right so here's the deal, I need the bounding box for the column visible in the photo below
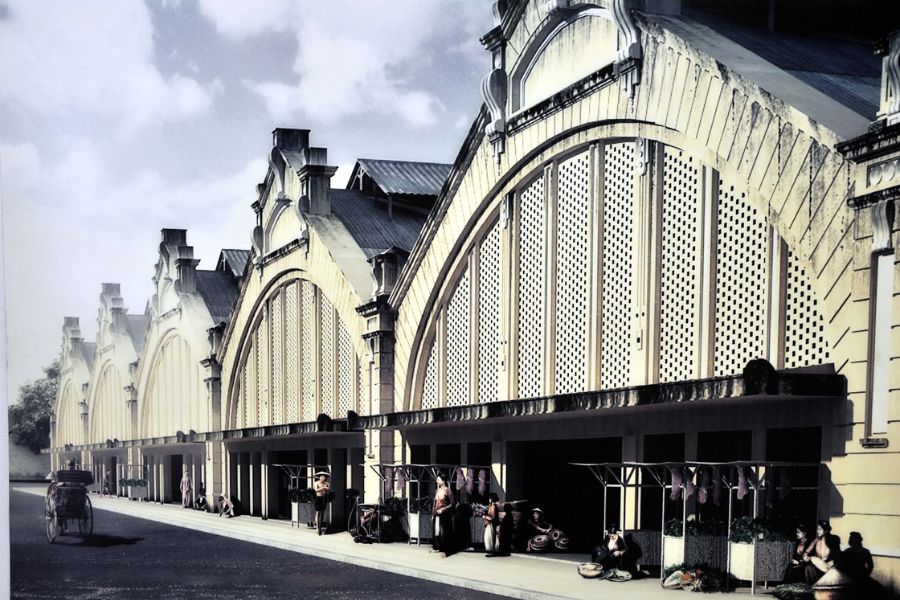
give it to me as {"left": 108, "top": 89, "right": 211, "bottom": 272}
{"left": 621, "top": 435, "right": 640, "bottom": 531}
{"left": 238, "top": 452, "right": 250, "bottom": 513}
{"left": 158, "top": 456, "right": 168, "bottom": 504}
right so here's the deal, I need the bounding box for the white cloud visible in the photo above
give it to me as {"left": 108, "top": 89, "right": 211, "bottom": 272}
{"left": 197, "top": 0, "right": 294, "bottom": 39}
{"left": 203, "top": 1, "right": 487, "bottom": 128}
{"left": 0, "top": 0, "right": 217, "bottom": 134}
{"left": 2, "top": 139, "right": 264, "bottom": 401}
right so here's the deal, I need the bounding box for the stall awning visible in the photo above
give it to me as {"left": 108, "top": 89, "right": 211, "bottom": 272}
{"left": 349, "top": 360, "right": 846, "bottom": 431}
{"left": 41, "top": 414, "right": 353, "bottom": 454}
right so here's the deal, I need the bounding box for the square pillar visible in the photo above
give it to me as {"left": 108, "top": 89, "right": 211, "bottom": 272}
{"left": 238, "top": 452, "right": 250, "bottom": 512}
{"left": 621, "top": 434, "right": 640, "bottom": 531}
{"left": 250, "top": 452, "right": 262, "bottom": 517}
{"left": 328, "top": 447, "right": 348, "bottom": 531}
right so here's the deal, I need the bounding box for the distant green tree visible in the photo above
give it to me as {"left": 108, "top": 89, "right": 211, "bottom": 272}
{"left": 9, "top": 360, "right": 59, "bottom": 454}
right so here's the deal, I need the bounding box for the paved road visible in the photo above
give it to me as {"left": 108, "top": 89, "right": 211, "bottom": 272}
{"left": 10, "top": 485, "right": 507, "bottom": 600}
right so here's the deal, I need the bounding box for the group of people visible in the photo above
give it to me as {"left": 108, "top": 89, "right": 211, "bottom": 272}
{"left": 430, "top": 472, "right": 570, "bottom": 559}
{"left": 784, "top": 520, "right": 874, "bottom": 587}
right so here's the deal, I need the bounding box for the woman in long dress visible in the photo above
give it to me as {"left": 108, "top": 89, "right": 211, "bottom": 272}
{"left": 431, "top": 473, "right": 455, "bottom": 557}
{"left": 483, "top": 493, "right": 499, "bottom": 556}
{"left": 802, "top": 520, "right": 841, "bottom": 584}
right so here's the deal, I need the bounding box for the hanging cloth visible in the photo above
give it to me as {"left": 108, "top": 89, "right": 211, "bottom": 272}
{"left": 669, "top": 466, "right": 683, "bottom": 501}
{"left": 477, "top": 469, "right": 487, "bottom": 496}
{"left": 465, "top": 468, "right": 475, "bottom": 495}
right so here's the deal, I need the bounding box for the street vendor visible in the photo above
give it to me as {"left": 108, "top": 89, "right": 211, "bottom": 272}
{"left": 430, "top": 472, "right": 455, "bottom": 557}
{"left": 313, "top": 471, "right": 331, "bottom": 535}
{"left": 591, "top": 525, "right": 629, "bottom": 571}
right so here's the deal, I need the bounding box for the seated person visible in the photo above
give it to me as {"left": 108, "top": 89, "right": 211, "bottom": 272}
{"left": 194, "top": 485, "right": 208, "bottom": 512}
{"left": 526, "top": 508, "right": 552, "bottom": 552}
{"left": 802, "top": 520, "right": 841, "bottom": 584}
{"left": 784, "top": 524, "right": 813, "bottom": 583}
{"left": 218, "top": 494, "right": 235, "bottom": 518}
{"left": 592, "top": 525, "right": 628, "bottom": 571}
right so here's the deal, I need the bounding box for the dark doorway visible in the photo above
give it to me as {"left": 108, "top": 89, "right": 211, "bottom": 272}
{"left": 766, "top": 427, "right": 821, "bottom": 529}
{"left": 435, "top": 444, "right": 460, "bottom": 466}
{"left": 109, "top": 456, "right": 118, "bottom": 496}
{"left": 409, "top": 445, "right": 431, "bottom": 501}
{"left": 274, "top": 450, "right": 307, "bottom": 520}
{"left": 641, "top": 433, "right": 685, "bottom": 529}
{"left": 522, "top": 437, "right": 621, "bottom": 552}
{"left": 170, "top": 455, "right": 183, "bottom": 504}
{"left": 697, "top": 430, "right": 751, "bottom": 522}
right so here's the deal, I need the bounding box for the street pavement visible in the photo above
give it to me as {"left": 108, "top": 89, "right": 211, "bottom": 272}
{"left": 11, "top": 485, "right": 770, "bottom": 599}
{"left": 10, "top": 484, "right": 507, "bottom": 600}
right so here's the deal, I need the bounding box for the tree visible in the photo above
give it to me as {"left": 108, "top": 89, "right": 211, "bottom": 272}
{"left": 9, "top": 360, "right": 59, "bottom": 454}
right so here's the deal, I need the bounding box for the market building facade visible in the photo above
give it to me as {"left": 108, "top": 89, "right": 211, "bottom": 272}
{"left": 47, "top": 0, "right": 900, "bottom": 591}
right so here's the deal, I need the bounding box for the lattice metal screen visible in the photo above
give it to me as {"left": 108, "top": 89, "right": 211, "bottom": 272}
{"left": 784, "top": 249, "right": 830, "bottom": 368}
{"left": 256, "top": 312, "right": 268, "bottom": 425}
{"left": 285, "top": 282, "right": 299, "bottom": 423}
{"left": 271, "top": 291, "right": 284, "bottom": 424}
{"left": 555, "top": 150, "right": 591, "bottom": 394}
{"left": 600, "top": 142, "right": 634, "bottom": 389}
{"left": 320, "top": 295, "right": 335, "bottom": 416}
{"left": 244, "top": 335, "right": 256, "bottom": 427}
{"left": 301, "top": 281, "right": 316, "bottom": 421}
{"left": 421, "top": 338, "right": 438, "bottom": 409}
{"left": 714, "top": 179, "right": 769, "bottom": 376}
{"left": 357, "top": 361, "right": 366, "bottom": 415}
{"left": 517, "top": 175, "right": 546, "bottom": 398}
{"left": 446, "top": 268, "right": 471, "bottom": 406}
{"left": 659, "top": 147, "right": 701, "bottom": 382}
{"left": 478, "top": 221, "right": 501, "bottom": 403}
{"left": 337, "top": 319, "right": 354, "bottom": 415}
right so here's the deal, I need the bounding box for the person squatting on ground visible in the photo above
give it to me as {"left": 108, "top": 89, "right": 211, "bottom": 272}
{"left": 430, "top": 472, "right": 455, "bottom": 557}
{"left": 591, "top": 525, "right": 628, "bottom": 571}
{"left": 313, "top": 471, "right": 331, "bottom": 535}
{"left": 483, "top": 493, "right": 500, "bottom": 556}
{"left": 218, "top": 494, "right": 235, "bottom": 518}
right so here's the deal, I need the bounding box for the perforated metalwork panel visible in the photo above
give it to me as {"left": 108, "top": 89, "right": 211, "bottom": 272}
{"left": 357, "top": 360, "right": 366, "bottom": 415}
{"left": 517, "top": 175, "right": 546, "bottom": 398}
{"left": 320, "top": 295, "right": 335, "bottom": 416}
{"left": 285, "top": 282, "right": 299, "bottom": 423}
{"left": 659, "top": 147, "right": 701, "bottom": 382}
{"left": 555, "top": 150, "right": 591, "bottom": 394}
{"left": 337, "top": 319, "right": 354, "bottom": 415}
{"left": 256, "top": 311, "right": 268, "bottom": 425}
{"left": 421, "top": 338, "right": 438, "bottom": 409}
{"left": 478, "top": 221, "right": 501, "bottom": 403}
{"left": 244, "top": 336, "right": 256, "bottom": 427}
{"left": 784, "top": 249, "right": 830, "bottom": 368}
{"left": 600, "top": 142, "right": 634, "bottom": 389}
{"left": 714, "top": 179, "right": 769, "bottom": 376}
{"left": 272, "top": 292, "right": 284, "bottom": 424}
{"left": 301, "top": 282, "right": 316, "bottom": 421}
{"left": 446, "top": 269, "right": 471, "bottom": 406}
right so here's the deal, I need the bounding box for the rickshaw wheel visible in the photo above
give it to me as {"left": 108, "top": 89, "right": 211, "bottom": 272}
{"left": 78, "top": 496, "right": 93, "bottom": 536}
{"left": 45, "top": 503, "right": 58, "bottom": 543}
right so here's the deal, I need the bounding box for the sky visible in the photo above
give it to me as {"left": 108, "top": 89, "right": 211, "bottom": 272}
{"left": 0, "top": 0, "right": 492, "bottom": 404}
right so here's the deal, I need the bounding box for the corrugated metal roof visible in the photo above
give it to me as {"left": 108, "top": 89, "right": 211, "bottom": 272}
{"left": 125, "top": 314, "right": 149, "bottom": 352}
{"left": 219, "top": 249, "right": 250, "bottom": 279}
{"left": 329, "top": 189, "right": 428, "bottom": 257}
{"left": 81, "top": 342, "right": 96, "bottom": 370}
{"left": 357, "top": 159, "right": 452, "bottom": 196}
{"left": 684, "top": 7, "right": 881, "bottom": 119}
{"left": 196, "top": 270, "right": 241, "bottom": 325}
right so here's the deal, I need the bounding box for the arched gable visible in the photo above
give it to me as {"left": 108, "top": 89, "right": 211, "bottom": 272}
{"left": 88, "top": 361, "right": 125, "bottom": 443}
{"left": 394, "top": 18, "right": 858, "bottom": 411}
{"left": 138, "top": 330, "right": 202, "bottom": 438}
{"left": 54, "top": 381, "right": 82, "bottom": 448}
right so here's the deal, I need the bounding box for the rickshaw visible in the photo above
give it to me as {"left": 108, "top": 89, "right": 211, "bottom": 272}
{"left": 45, "top": 469, "right": 94, "bottom": 542}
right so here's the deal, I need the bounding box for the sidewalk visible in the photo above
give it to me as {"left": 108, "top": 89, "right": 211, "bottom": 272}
{"left": 15, "top": 486, "right": 764, "bottom": 599}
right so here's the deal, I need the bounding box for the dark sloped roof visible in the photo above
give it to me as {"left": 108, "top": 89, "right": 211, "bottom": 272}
{"left": 219, "top": 249, "right": 250, "bottom": 278}
{"left": 356, "top": 159, "right": 452, "bottom": 196}
{"left": 124, "top": 314, "right": 149, "bottom": 352}
{"left": 196, "top": 270, "right": 241, "bottom": 325}
{"left": 81, "top": 342, "right": 96, "bottom": 370}
{"left": 684, "top": 7, "right": 881, "bottom": 119}
{"left": 328, "top": 189, "right": 428, "bottom": 258}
